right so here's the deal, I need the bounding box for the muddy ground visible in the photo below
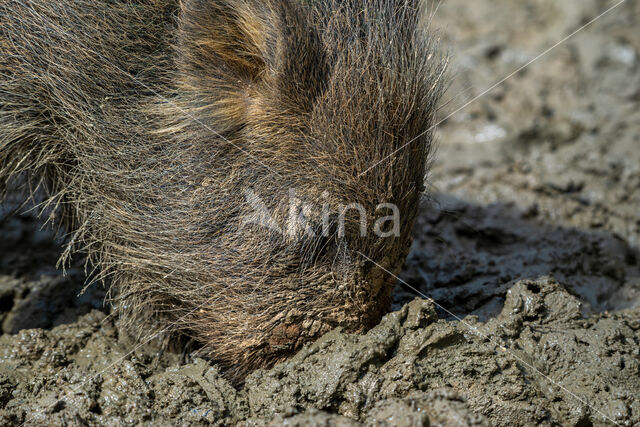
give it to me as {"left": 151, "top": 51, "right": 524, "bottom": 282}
{"left": 1, "top": 0, "right": 639, "bottom": 425}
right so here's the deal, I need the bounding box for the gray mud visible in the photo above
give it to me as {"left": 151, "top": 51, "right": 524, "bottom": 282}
{"left": 1, "top": 0, "right": 639, "bottom": 425}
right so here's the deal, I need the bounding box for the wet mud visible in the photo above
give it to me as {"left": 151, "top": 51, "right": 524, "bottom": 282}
{"left": 1, "top": 0, "right": 639, "bottom": 425}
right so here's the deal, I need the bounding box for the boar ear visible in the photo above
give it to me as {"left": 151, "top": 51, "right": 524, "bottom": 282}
{"left": 176, "top": 0, "right": 325, "bottom": 124}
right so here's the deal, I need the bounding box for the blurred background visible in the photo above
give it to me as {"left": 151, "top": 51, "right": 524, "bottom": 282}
{"left": 395, "top": 0, "right": 640, "bottom": 318}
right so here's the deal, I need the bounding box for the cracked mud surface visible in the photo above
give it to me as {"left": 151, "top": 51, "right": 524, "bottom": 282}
{"left": 1, "top": 0, "right": 639, "bottom": 425}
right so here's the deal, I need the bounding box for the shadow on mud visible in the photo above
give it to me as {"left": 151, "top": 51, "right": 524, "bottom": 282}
{"left": 395, "top": 193, "right": 640, "bottom": 320}
{"left": 1, "top": 191, "right": 638, "bottom": 333}
{"left": 0, "top": 204, "right": 106, "bottom": 334}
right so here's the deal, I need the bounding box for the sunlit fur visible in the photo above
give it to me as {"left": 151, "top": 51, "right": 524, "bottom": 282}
{"left": 0, "top": 0, "right": 446, "bottom": 383}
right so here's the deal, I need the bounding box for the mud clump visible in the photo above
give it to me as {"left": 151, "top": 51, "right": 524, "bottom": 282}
{"left": 0, "top": 278, "right": 638, "bottom": 425}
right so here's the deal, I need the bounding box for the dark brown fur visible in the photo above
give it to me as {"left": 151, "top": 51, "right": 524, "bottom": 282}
{"left": 0, "top": 0, "right": 446, "bottom": 382}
